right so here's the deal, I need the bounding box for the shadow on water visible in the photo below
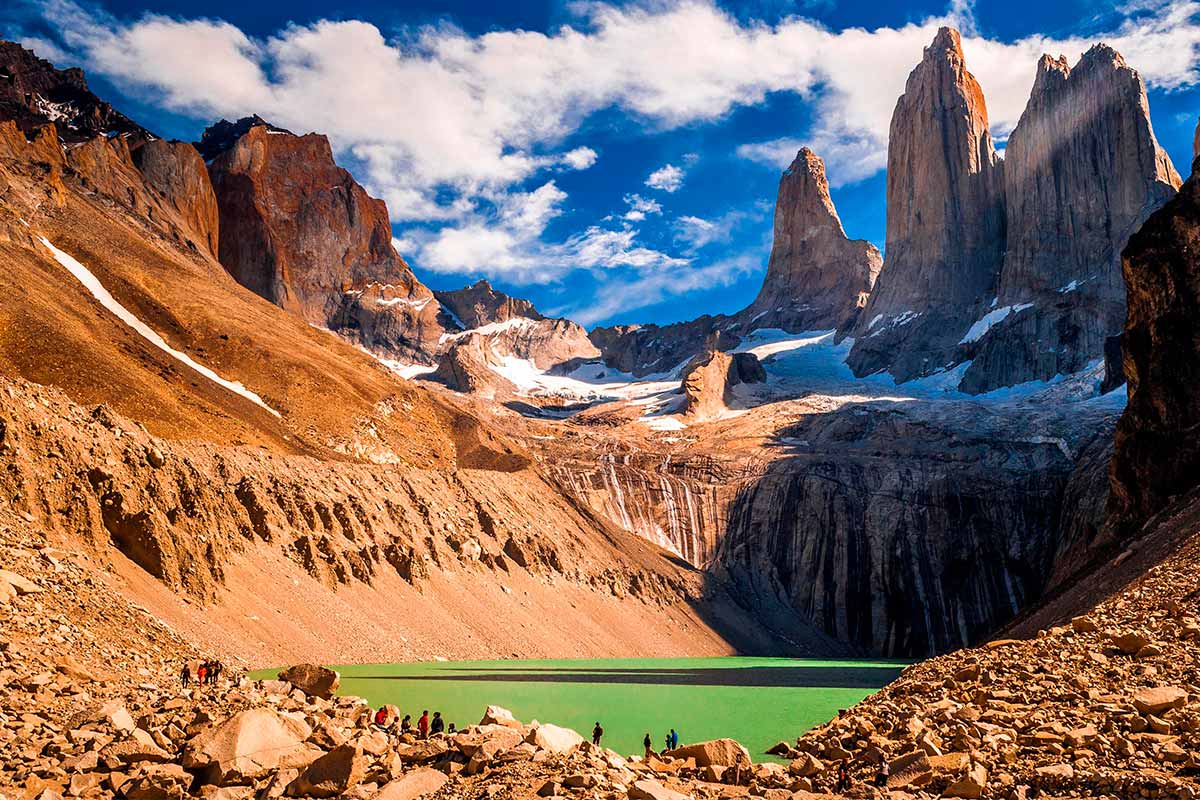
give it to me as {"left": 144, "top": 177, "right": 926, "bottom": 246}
{"left": 349, "top": 665, "right": 903, "bottom": 689}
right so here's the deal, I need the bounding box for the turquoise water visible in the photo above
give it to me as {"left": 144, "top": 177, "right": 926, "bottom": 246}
{"left": 260, "top": 657, "right": 903, "bottom": 761}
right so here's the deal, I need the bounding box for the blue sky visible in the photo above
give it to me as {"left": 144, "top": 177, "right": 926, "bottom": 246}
{"left": 5, "top": 0, "right": 1200, "bottom": 328}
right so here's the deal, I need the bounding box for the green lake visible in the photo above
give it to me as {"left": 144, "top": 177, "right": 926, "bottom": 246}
{"left": 258, "top": 657, "right": 903, "bottom": 761}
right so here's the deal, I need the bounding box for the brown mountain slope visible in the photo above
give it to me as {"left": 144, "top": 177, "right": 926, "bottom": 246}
{"left": 0, "top": 117, "right": 806, "bottom": 662}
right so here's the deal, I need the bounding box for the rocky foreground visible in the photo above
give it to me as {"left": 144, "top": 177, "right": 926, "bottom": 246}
{"left": 4, "top": 490, "right": 1200, "bottom": 800}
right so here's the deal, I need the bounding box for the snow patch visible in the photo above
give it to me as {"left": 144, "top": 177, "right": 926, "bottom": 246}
{"left": 439, "top": 316, "right": 538, "bottom": 344}
{"left": 960, "top": 303, "right": 1033, "bottom": 344}
{"left": 39, "top": 236, "right": 281, "bottom": 417}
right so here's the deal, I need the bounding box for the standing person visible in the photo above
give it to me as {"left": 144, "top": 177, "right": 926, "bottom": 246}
{"left": 669, "top": 728, "right": 679, "bottom": 750}
{"left": 197, "top": 662, "right": 207, "bottom": 689}
{"left": 643, "top": 733, "right": 653, "bottom": 759}
{"left": 836, "top": 761, "right": 850, "bottom": 792}
{"left": 876, "top": 759, "right": 890, "bottom": 787}
{"left": 180, "top": 663, "right": 191, "bottom": 689}
{"left": 592, "top": 722, "right": 604, "bottom": 746}
{"left": 430, "top": 711, "right": 445, "bottom": 735}
{"left": 418, "top": 710, "right": 430, "bottom": 739}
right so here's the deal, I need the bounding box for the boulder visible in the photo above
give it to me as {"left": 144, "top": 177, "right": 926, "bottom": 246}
{"left": 527, "top": 723, "right": 584, "bottom": 754}
{"left": 1109, "top": 631, "right": 1152, "bottom": 654}
{"left": 0, "top": 578, "right": 16, "bottom": 605}
{"left": 122, "top": 763, "right": 191, "bottom": 800}
{"left": 1132, "top": 686, "right": 1188, "bottom": 715}
{"left": 886, "top": 750, "right": 932, "bottom": 789}
{"left": 183, "top": 708, "right": 313, "bottom": 784}
{"left": 788, "top": 753, "right": 823, "bottom": 777}
{"left": 0, "top": 569, "right": 43, "bottom": 594}
{"left": 627, "top": 779, "right": 691, "bottom": 800}
{"left": 1035, "top": 763, "right": 1074, "bottom": 779}
{"left": 480, "top": 705, "right": 523, "bottom": 729}
{"left": 943, "top": 763, "right": 987, "bottom": 798}
{"left": 664, "top": 739, "right": 750, "bottom": 768}
{"left": 277, "top": 664, "right": 340, "bottom": 699}
{"left": 286, "top": 745, "right": 364, "bottom": 798}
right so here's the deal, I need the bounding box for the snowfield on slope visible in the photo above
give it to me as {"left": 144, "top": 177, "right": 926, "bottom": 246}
{"left": 39, "top": 236, "right": 281, "bottom": 417}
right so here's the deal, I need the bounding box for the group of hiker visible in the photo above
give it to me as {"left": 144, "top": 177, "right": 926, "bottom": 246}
{"left": 372, "top": 707, "right": 457, "bottom": 738}
{"left": 180, "top": 660, "right": 225, "bottom": 689}
{"left": 637, "top": 726, "right": 679, "bottom": 757}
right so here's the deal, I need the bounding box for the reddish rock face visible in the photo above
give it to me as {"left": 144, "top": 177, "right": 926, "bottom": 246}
{"left": 959, "top": 46, "right": 1180, "bottom": 394}
{"left": 205, "top": 121, "right": 443, "bottom": 362}
{"left": 747, "top": 148, "right": 880, "bottom": 333}
{"left": 437, "top": 280, "right": 542, "bottom": 328}
{"left": 1109, "top": 146, "right": 1200, "bottom": 530}
{"left": 132, "top": 140, "right": 221, "bottom": 259}
{"left": 847, "top": 27, "right": 1006, "bottom": 382}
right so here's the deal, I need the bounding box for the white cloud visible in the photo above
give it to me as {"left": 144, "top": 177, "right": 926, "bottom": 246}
{"left": 622, "top": 193, "right": 663, "bottom": 221}
{"left": 674, "top": 211, "right": 748, "bottom": 250}
{"left": 561, "top": 146, "right": 598, "bottom": 170}
{"left": 32, "top": 0, "right": 1200, "bottom": 215}
{"left": 646, "top": 163, "right": 685, "bottom": 192}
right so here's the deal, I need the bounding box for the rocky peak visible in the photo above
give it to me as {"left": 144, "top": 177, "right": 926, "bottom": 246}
{"left": 0, "top": 40, "right": 148, "bottom": 144}
{"left": 846, "top": 26, "right": 1006, "bottom": 382}
{"left": 958, "top": 41, "right": 1180, "bottom": 393}
{"left": 194, "top": 115, "right": 291, "bottom": 161}
{"left": 205, "top": 121, "right": 444, "bottom": 362}
{"left": 435, "top": 279, "right": 543, "bottom": 330}
{"left": 746, "top": 148, "right": 880, "bottom": 333}
{"left": 680, "top": 350, "right": 765, "bottom": 420}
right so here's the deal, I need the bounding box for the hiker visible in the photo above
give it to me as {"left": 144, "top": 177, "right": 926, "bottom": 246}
{"left": 180, "top": 663, "right": 191, "bottom": 689}
{"left": 643, "top": 733, "right": 653, "bottom": 759}
{"left": 197, "top": 662, "right": 208, "bottom": 688}
{"left": 447, "top": 723, "right": 457, "bottom": 734}
{"left": 400, "top": 715, "right": 412, "bottom": 733}
{"left": 374, "top": 707, "right": 389, "bottom": 729}
{"left": 418, "top": 710, "right": 430, "bottom": 739}
{"left": 733, "top": 752, "right": 747, "bottom": 785}
{"left": 668, "top": 728, "right": 679, "bottom": 750}
{"left": 836, "top": 761, "right": 851, "bottom": 792}
{"left": 212, "top": 661, "right": 223, "bottom": 686}
{"left": 876, "top": 759, "right": 890, "bottom": 787}
{"left": 430, "top": 711, "right": 445, "bottom": 735}
{"left": 592, "top": 721, "right": 603, "bottom": 746}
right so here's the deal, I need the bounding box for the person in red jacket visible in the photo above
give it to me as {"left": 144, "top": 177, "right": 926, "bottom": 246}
{"left": 418, "top": 710, "right": 430, "bottom": 739}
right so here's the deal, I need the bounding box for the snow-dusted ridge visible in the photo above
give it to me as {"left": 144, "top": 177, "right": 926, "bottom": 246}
{"left": 38, "top": 236, "right": 282, "bottom": 418}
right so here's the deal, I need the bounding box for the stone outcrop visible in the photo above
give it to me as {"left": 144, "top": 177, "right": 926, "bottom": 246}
{"left": 431, "top": 333, "right": 516, "bottom": 397}
{"left": 131, "top": 138, "right": 221, "bottom": 259}
{"left": 846, "top": 27, "right": 1006, "bottom": 382}
{"left": 203, "top": 118, "right": 446, "bottom": 362}
{"left": 713, "top": 399, "right": 1118, "bottom": 656}
{"left": 745, "top": 148, "right": 880, "bottom": 332}
{"left": 1109, "top": 140, "right": 1200, "bottom": 530}
{"left": 680, "top": 351, "right": 765, "bottom": 420}
{"left": 959, "top": 46, "right": 1180, "bottom": 393}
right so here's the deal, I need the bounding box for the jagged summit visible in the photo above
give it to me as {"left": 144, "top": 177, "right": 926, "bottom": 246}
{"left": 746, "top": 146, "right": 880, "bottom": 333}
{"left": 194, "top": 115, "right": 293, "bottom": 160}
{"left": 957, "top": 38, "right": 1180, "bottom": 393}
{"left": 845, "top": 25, "right": 1005, "bottom": 382}
{"left": 0, "top": 40, "right": 149, "bottom": 144}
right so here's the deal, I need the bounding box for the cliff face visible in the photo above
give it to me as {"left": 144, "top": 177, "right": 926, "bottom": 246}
{"left": 846, "top": 27, "right": 1006, "bottom": 383}
{"left": 204, "top": 120, "right": 446, "bottom": 362}
{"left": 1109, "top": 143, "right": 1200, "bottom": 530}
{"left": 747, "top": 148, "right": 881, "bottom": 332}
{"left": 712, "top": 401, "right": 1117, "bottom": 657}
{"left": 959, "top": 46, "right": 1180, "bottom": 394}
